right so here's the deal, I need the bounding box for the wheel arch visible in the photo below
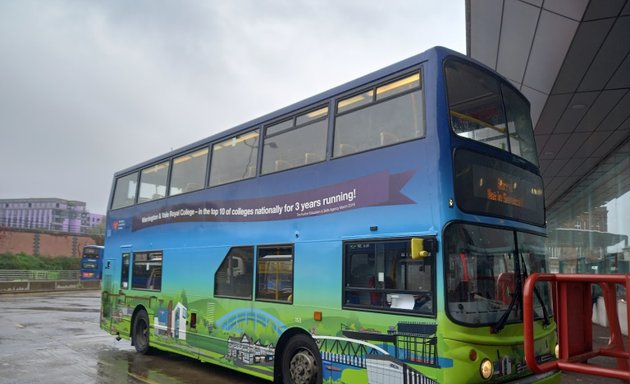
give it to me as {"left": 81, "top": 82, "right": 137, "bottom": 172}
{"left": 129, "top": 304, "right": 149, "bottom": 345}
{"left": 273, "top": 327, "right": 317, "bottom": 383}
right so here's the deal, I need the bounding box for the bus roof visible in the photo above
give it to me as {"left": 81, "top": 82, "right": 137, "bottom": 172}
{"left": 114, "top": 46, "right": 468, "bottom": 177}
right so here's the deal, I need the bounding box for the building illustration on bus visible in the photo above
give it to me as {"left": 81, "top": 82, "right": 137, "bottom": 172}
{"left": 100, "top": 46, "right": 559, "bottom": 383}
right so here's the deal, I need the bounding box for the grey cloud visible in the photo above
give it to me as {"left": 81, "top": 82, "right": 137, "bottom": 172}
{"left": 0, "top": 0, "right": 465, "bottom": 213}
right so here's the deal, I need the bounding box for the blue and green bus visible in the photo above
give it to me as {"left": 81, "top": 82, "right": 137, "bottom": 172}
{"left": 101, "top": 46, "right": 559, "bottom": 383}
{"left": 80, "top": 245, "right": 104, "bottom": 281}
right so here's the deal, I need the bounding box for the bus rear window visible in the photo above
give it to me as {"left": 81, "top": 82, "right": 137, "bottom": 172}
{"left": 82, "top": 248, "right": 100, "bottom": 257}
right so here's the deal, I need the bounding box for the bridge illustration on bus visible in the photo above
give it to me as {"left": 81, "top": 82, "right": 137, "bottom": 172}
{"left": 100, "top": 46, "right": 561, "bottom": 383}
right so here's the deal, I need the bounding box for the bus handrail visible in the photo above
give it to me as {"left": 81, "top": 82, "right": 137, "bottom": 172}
{"left": 523, "top": 273, "right": 630, "bottom": 381}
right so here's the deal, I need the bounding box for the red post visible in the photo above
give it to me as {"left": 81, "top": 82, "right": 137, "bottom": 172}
{"left": 523, "top": 273, "right": 630, "bottom": 382}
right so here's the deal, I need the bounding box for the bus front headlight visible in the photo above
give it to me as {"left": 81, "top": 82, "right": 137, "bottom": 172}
{"left": 480, "top": 358, "right": 493, "bottom": 380}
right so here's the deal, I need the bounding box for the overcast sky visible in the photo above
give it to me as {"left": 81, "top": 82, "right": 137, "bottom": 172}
{"left": 0, "top": 0, "right": 465, "bottom": 214}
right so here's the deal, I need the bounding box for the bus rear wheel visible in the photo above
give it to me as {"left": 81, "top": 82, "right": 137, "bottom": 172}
{"left": 281, "top": 334, "right": 322, "bottom": 384}
{"left": 132, "top": 310, "right": 151, "bottom": 354}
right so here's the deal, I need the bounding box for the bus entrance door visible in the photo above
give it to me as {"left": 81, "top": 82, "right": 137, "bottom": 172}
{"left": 101, "top": 256, "right": 117, "bottom": 334}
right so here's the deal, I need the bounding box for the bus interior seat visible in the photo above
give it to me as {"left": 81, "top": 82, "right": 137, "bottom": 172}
{"left": 245, "top": 165, "right": 256, "bottom": 178}
{"left": 338, "top": 144, "right": 357, "bottom": 156}
{"left": 304, "top": 152, "right": 323, "bottom": 164}
{"left": 183, "top": 183, "right": 201, "bottom": 192}
{"left": 496, "top": 272, "right": 515, "bottom": 304}
{"left": 274, "top": 160, "right": 292, "bottom": 171}
{"left": 380, "top": 131, "right": 399, "bottom": 146}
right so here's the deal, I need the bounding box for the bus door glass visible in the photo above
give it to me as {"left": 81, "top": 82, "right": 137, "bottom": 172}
{"left": 100, "top": 253, "right": 118, "bottom": 329}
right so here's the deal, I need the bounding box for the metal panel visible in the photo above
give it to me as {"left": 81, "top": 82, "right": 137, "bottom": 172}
{"left": 543, "top": 158, "right": 570, "bottom": 178}
{"left": 520, "top": 85, "right": 547, "bottom": 125}
{"left": 524, "top": 10, "right": 579, "bottom": 93}
{"left": 575, "top": 89, "right": 627, "bottom": 132}
{"left": 542, "top": 133, "right": 571, "bottom": 156}
{"left": 554, "top": 91, "right": 598, "bottom": 133}
{"left": 552, "top": 19, "right": 614, "bottom": 94}
{"left": 608, "top": 54, "right": 630, "bottom": 89}
{"left": 557, "top": 132, "right": 591, "bottom": 161}
{"left": 583, "top": 0, "right": 626, "bottom": 20}
{"left": 468, "top": 0, "right": 503, "bottom": 69}
{"left": 578, "top": 17, "right": 630, "bottom": 91}
{"left": 593, "top": 131, "right": 630, "bottom": 158}
{"left": 535, "top": 94, "right": 573, "bottom": 135}
{"left": 497, "top": 0, "right": 540, "bottom": 82}
{"left": 543, "top": 0, "right": 589, "bottom": 20}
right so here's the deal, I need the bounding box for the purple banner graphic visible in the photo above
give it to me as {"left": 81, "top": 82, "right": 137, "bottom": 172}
{"left": 132, "top": 171, "right": 415, "bottom": 231}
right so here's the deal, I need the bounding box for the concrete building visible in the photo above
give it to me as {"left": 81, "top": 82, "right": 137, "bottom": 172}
{"left": 0, "top": 198, "right": 104, "bottom": 234}
{"left": 467, "top": 0, "right": 630, "bottom": 272}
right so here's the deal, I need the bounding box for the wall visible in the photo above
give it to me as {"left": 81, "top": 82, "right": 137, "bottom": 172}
{"left": 547, "top": 140, "right": 630, "bottom": 274}
{"left": 0, "top": 228, "right": 97, "bottom": 257}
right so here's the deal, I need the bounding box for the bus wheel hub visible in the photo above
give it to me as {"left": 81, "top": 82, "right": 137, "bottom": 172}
{"left": 290, "top": 350, "right": 315, "bottom": 384}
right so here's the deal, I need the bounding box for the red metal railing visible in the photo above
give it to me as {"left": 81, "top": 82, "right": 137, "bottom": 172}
{"left": 523, "top": 273, "right": 630, "bottom": 381}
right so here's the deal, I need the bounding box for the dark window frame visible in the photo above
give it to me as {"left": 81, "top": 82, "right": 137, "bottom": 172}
{"left": 342, "top": 237, "right": 436, "bottom": 317}
{"left": 169, "top": 146, "right": 210, "bottom": 197}
{"left": 261, "top": 105, "right": 329, "bottom": 175}
{"left": 214, "top": 246, "right": 255, "bottom": 300}
{"left": 208, "top": 129, "right": 261, "bottom": 187}
{"left": 137, "top": 161, "right": 170, "bottom": 204}
{"left": 121, "top": 253, "right": 130, "bottom": 289}
{"left": 110, "top": 172, "right": 139, "bottom": 210}
{"left": 255, "top": 244, "right": 295, "bottom": 304}
{"left": 332, "top": 69, "right": 426, "bottom": 159}
{"left": 444, "top": 57, "right": 539, "bottom": 167}
{"left": 131, "top": 250, "right": 163, "bottom": 291}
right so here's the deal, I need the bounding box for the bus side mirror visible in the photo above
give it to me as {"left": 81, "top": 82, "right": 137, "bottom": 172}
{"left": 411, "top": 238, "right": 436, "bottom": 260}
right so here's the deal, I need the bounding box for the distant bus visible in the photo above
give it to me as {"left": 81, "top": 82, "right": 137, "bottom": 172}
{"left": 101, "top": 47, "right": 558, "bottom": 383}
{"left": 80, "top": 245, "right": 104, "bottom": 281}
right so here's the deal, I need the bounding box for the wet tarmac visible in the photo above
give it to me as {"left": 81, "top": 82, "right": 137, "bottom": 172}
{"left": 0, "top": 291, "right": 624, "bottom": 384}
{"left": 0, "top": 291, "right": 262, "bottom": 384}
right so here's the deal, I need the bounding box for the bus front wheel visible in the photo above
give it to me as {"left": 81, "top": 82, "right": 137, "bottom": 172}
{"left": 132, "top": 310, "right": 151, "bottom": 354}
{"left": 281, "top": 334, "right": 322, "bottom": 384}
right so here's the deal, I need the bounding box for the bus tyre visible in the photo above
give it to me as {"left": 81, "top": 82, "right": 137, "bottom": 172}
{"left": 281, "top": 334, "right": 322, "bottom": 384}
{"left": 132, "top": 310, "right": 151, "bottom": 355}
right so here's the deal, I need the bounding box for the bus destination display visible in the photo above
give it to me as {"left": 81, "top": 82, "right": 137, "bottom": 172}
{"left": 454, "top": 149, "right": 545, "bottom": 226}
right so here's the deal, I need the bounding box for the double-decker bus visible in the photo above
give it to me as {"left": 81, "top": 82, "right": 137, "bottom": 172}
{"left": 101, "top": 46, "right": 559, "bottom": 384}
{"left": 80, "top": 245, "right": 104, "bottom": 281}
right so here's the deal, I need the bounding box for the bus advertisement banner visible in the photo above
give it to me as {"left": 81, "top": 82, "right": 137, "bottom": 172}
{"left": 131, "top": 170, "right": 414, "bottom": 230}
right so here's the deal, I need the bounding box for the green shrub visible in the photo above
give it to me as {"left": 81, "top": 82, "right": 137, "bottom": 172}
{"left": 0, "top": 253, "right": 80, "bottom": 270}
